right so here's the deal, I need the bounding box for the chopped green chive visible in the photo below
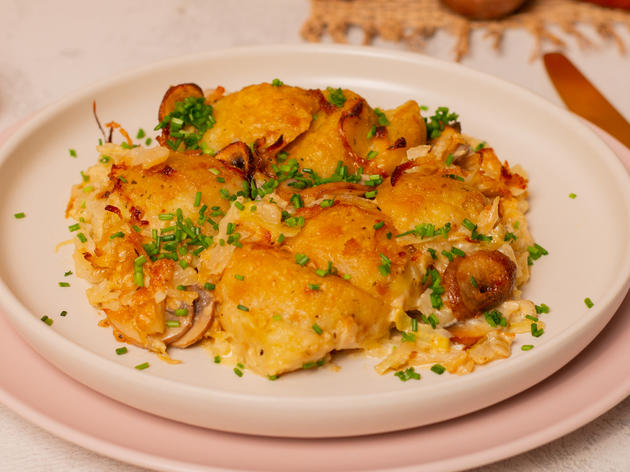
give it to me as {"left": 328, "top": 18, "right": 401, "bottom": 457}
{"left": 40, "top": 315, "right": 53, "bottom": 326}
{"left": 109, "top": 231, "right": 125, "bottom": 239}
{"left": 132, "top": 224, "right": 141, "bottom": 233}
{"left": 77, "top": 232, "right": 87, "bottom": 243}
{"left": 450, "top": 247, "right": 466, "bottom": 257}
{"left": 237, "top": 304, "right": 249, "bottom": 312}
{"left": 135, "top": 362, "right": 150, "bottom": 370}
{"left": 204, "top": 283, "right": 215, "bottom": 291}
{"left": 470, "top": 276, "right": 478, "bottom": 288}
{"left": 295, "top": 253, "right": 310, "bottom": 266}
{"left": 308, "top": 283, "right": 320, "bottom": 291}
{"left": 234, "top": 201, "right": 245, "bottom": 211}
{"left": 569, "top": 193, "right": 577, "bottom": 199}
{"left": 411, "top": 317, "right": 418, "bottom": 332}
{"left": 527, "top": 243, "right": 549, "bottom": 262}
{"left": 584, "top": 297, "right": 594, "bottom": 308}
{"left": 343, "top": 274, "right": 352, "bottom": 280}
{"left": 290, "top": 193, "right": 303, "bottom": 209}
{"left": 82, "top": 185, "right": 94, "bottom": 193}
{"left": 427, "top": 248, "right": 437, "bottom": 260}
{"left": 303, "top": 358, "right": 326, "bottom": 369}
{"left": 136, "top": 128, "right": 146, "bottom": 139}
{"left": 81, "top": 171, "right": 90, "bottom": 182}
{"left": 312, "top": 323, "right": 323, "bottom": 335}
{"left": 521, "top": 344, "right": 534, "bottom": 351}
{"left": 366, "top": 150, "right": 379, "bottom": 160}
{"left": 535, "top": 303, "right": 550, "bottom": 314}
{"left": 234, "top": 274, "right": 245, "bottom": 281}
{"left": 424, "top": 107, "right": 460, "bottom": 139}
{"left": 60, "top": 310, "right": 67, "bottom": 317}
{"left": 373, "top": 221, "right": 385, "bottom": 230}
{"left": 64, "top": 270, "right": 73, "bottom": 277}
{"left": 504, "top": 232, "right": 518, "bottom": 242}
{"left": 214, "top": 355, "right": 221, "bottom": 363}
{"left": 14, "top": 212, "right": 26, "bottom": 219}
{"left": 116, "top": 347, "right": 128, "bottom": 355}
{"left": 445, "top": 154, "right": 454, "bottom": 166}
{"left": 394, "top": 367, "right": 421, "bottom": 381}
{"left": 277, "top": 233, "right": 285, "bottom": 245}
{"left": 484, "top": 309, "right": 507, "bottom": 328}
{"left": 367, "top": 124, "right": 376, "bottom": 139}
{"left": 431, "top": 364, "right": 446, "bottom": 375}
{"left": 530, "top": 323, "right": 544, "bottom": 337}
{"left": 401, "top": 331, "right": 416, "bottom": 343}
{"left": 320, "top": 199, "right": 335, "bottom": 208}
{"left": 68, "top": 223, "right": 81, "bottom": 232}
{"left": 461, "top": 218, "right": 492, "bottom": 242}
{"left": 194, "top": 191, "right": 202, "bottom": 207}
{"left": 443, "top": 174, "right": 464, "bottom": 182}
{"left": 272, "top": 314, "right": 283, "bottom": 321}
{"left": 166, "top": 320, "right": 181, "bottom": 328}
{"left": 69, "top": 149, "right": 77, "bottom": 158}
{"left": 159, "top": 213, "right": 174, "bottom": 221}
{"left": 326, "top": 87, "right": 346, "bottom": 107}
{"left": 462, "top": 218, "right": 476, "bottom": 231}
{"left": 233, "top": 367, "right": 244, "bottom": 377}
{"left": 374, "top": 108, "right": 390, "bottom": 126}
{"left": 474, "top": 141, "right": 487, "bottom": 152}
{"left": 284, "top": 215, "right": 304, "bottom": 227}
{"left": 378, "top": 253, "right": 392, "bottom": 276}
{"left": 441, "top": 250, "right": 454, "bottom": 262}
{"left": 145, "top": 137, "right": 152, "bottom": 146}
{"left": 58, "top": 282, "right": 70, "bottom": 287}
{"left": 272, "top": 78, "right": 284, "bottom": 87}
{"left": 268, "top": 375, "right": 279, "bottom": 381}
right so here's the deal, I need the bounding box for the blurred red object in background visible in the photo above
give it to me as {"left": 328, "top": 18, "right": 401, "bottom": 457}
{"left": 581, "top": 0, "right": 630, "bottom": 9}
{"left": 439, "top": 0, "right": 529, "bottom": 20}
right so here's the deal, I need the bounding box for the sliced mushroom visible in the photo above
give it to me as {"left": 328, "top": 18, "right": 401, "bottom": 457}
{"left": 161, "top": 307, "right": 193, "bottom": 344}
{"left": 170, "top": 286, "right": 215, "bottom": 348}
{"left": 443, "top": 250, "right": 516, "bottom": 321}
{"left": 108, "top": 314, "right": 165, "bottom": 352}
{"left": 109, "top": 316, "right": 146, "bottom": 348}
{"left": 158, "top": 83, "right": 204, "bottom": 122}
{"left": 213, "top": 142, "right": 254, "bottom": 178}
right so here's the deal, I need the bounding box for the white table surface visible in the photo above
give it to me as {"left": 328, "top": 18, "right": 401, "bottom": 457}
{"left": 1, "top": 1, "right": 629, "bottom": 471}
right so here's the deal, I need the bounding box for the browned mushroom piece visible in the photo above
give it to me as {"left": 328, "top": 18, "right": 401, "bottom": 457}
{"left": 161, "top": 308, "right": 193, "bottom": 345}
{"left": 158, "top": 83, "right": 204, "bottom": 122}
{"left": 212, "top": 142, "right": 254, "bottom": 179}
{"left": 170, "top": 286, "right": 215, "bottom": 348}
{"left": 443, "top": 250, "right": 517, "bottom": 321}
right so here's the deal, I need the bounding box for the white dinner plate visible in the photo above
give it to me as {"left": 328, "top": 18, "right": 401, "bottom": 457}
{"left": 0, "top": 44, "right": 629, "bottom": 438}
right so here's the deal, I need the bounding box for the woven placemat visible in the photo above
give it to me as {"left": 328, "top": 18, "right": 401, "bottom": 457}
{"left": 302, "top": 0, "right": 630, "bottom": 60}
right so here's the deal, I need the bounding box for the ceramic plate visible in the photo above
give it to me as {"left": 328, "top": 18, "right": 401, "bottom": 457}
{"left": 1, "top": 45, "right": 629, "bottom": 438}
